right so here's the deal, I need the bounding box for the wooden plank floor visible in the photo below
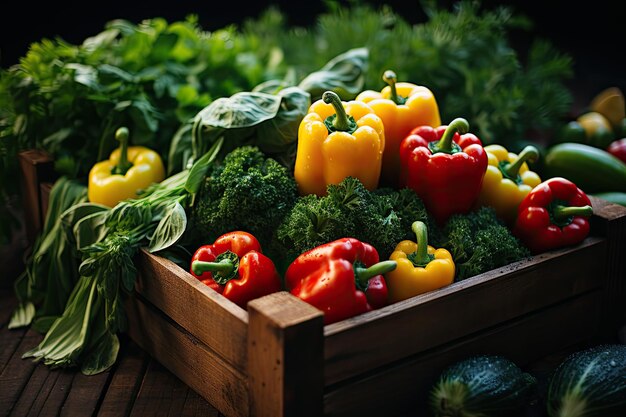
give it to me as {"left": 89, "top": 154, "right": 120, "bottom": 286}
{"left": 0, "top": 289, "right": 225, "bottom": 417}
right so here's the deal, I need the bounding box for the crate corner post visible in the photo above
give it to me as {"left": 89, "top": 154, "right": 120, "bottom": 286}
{"left": 247, "top": 291, "right": 325, "bottom": 417}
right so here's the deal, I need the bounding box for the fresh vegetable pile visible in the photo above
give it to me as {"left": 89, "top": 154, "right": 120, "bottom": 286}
{"left": 3, "top": 1, "right": 607, "bottom": 378}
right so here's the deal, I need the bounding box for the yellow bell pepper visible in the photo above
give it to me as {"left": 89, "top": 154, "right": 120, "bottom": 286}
{"left": 477, "top": 145, "right": 542, "bottom": 224}
{"left": 88, "top": 127, "right": 165, "bottom": 207}
{"left": 385, "top": 221, "right": 455, "bottom": 303}
{"left": 356, "top": 70, "right": 441, "bottom": 186}
{"left": 294, "top": 90, "right": 385, "bottom": 196}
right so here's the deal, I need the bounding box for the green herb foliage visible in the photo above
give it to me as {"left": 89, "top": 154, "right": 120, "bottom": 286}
{"left": 247, "top": 1, "right": 573, "bottom": 145}
{"left": 17, "top": 140, "right": 222, "bottom": 374}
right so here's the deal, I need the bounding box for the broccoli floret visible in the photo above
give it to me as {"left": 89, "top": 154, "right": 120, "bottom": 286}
{"left": 437, "top": 207, "right": 531, "bottom": 281}
{"left": 277, "top": 177, "right": 436, "bottom": 260}
{"left": 192, "top": 146, "right": 298, "bottom": 252}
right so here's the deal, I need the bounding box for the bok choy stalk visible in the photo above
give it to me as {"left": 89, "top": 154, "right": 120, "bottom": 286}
{"left": 10, "top": 177, "right": 90, "bottom": 332}
{"left": 20, "top": 139, "right": 222, "bottom": 374}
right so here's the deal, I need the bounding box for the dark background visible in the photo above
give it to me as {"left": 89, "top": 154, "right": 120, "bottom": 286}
{"left": 1, "top": 0, "right": 625, "bottom": 99}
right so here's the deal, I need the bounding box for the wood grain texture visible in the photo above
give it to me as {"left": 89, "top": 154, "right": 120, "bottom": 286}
{"left": 247, "top": 292, "right": 324, "bottom": 417}
{"left": 135, "top": 250, "right": 248, "bottom": 374}
{"left": 59, "top": 369, "right": 112, "bottom": 417}
{"left": 323, "top": 291, "right": 602, "bottom": 417}
{"left": 589, "top": 196, "right": 626, "bottom": 337}
{"left": 125, "top": 294, "right": 249, "bottom": 417}
{"left": 39, "top": 182, "right": 53, "bottom": 225}
{"left": 18, "top": 150, "right": 54, "bottom": 244}
{"left": 323, "top": 237, "right": 606, "bottom": 385}
{"left": 0, "top": 329, "right": 43, "bottom": 416}
{"left": 97, "top": 341, "right": 150, "bottom": 417}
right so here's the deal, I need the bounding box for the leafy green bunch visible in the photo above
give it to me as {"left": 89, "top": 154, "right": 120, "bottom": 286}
{"left": 247, "top": 0, "right": 573, "bottom": 145}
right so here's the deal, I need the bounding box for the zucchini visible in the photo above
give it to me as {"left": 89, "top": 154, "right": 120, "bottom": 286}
{"left": 543, "top": 143, "right": 626, "bottom": 193}
{"left": 430, "top": 355, "right": 537, "bottom": 417}
{"left": 547, "top": 344, "right": 626, "bottom": 417}
{"left": 590, "top": 192, "right": 626, "bottom": 207}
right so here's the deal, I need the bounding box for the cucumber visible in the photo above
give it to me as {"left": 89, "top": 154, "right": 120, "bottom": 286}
{"left": 547, "top": 344, "right": 626, "bottom": 417}
{"left": 430, "top": 355, "right": 537, "bottom": 417}
{"left": 590, "top": 192, "right": 626, "bottom": 207}
{"left": 543, "top": 143, "right": 626, "bottom": 193}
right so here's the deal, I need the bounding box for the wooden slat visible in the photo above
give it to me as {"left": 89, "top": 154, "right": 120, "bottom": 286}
{"left": 8, "top": 365, "right": 73, "bottom": 417}
{"left": 125, "top": 295, "right": 249, "bottom": 417}
{"left": 323, "top": 237, "right": 606, "bottom": 385}
{"left": 0, "top": 292, "right": 23, "bottom": 375}
{"left": 247, "top": 292, "right": 325, "bottom": 417}
{"left": 60, "top": 369, "right": 112, "bottom": 417}
{"left": 130, "top": 359, "right": 191, "bottom": 416}
{"left": 39, "top": 182, "right": 53, "bottom": 225}
{"left": 589, "top": 196, "right": 626, "bottom": 336}
{"left": 135, "top": 251, "right": 248, "bottom": 374}
{"left": 18, "top": 150, "right": 54, "bottom": 244}
{"left": 181, "top": 391, "right": 221, "bottom": 417}
{"left": 323, "top": 291, "right": 602, "bottom": 417}
{"left": 97, "top": 341, "right": 150, "bottom": 417}
{"left": 0, "top": 330, "right": 43, "bottom": 415}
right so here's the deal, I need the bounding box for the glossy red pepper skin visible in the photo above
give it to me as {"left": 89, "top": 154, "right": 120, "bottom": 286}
{"left": 190, "top": 231, "right": 282, "bottom": 308}
{"left": 399, "top": 120, "right": 487, "bottom": 225}
{"left": 513, "top": 177, "right": 593, "bottom": 254}
{"left": 285, "top": 238, "right": 391, "bottom": 325}
{"left": 607, "top": 138, "right": 626, "bottom": 164}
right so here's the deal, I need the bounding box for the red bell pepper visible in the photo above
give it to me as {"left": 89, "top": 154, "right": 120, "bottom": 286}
{"left": 399, "top": 118, "right": 488, "bottom": 225}
{"left": 513, "top": 177, "right": 593, "bottom": 254}
{"left": 190, "top": 231, "right": 282, "bottom": 308}
{"left": 285, "top": 238, "right": 397, "bottom": 324}
{"left": 607, "top": 138, "right": 626, "bottom": 164}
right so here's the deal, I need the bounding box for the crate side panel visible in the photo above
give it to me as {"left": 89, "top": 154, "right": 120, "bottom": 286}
{"left": 323, "top": 291, "right": 602, "bottom": 417}
{"left": 125, "top": 295, "right": 249, "bottom": 417}
{"left": 136, "top": 250, "right": 248, "bottom": 373}
{"left": 324, "top": 238, "right": 606, "bottom": 385}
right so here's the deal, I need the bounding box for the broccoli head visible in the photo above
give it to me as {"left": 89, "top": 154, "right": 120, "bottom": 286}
{"left": 192, "top": 146, "right": 298, "bottom": 250}
{"left": 277, "top": 177, "right": 436, "bottom": 260}
{"left": 437, "top": 207, "right": 531, "bottom": 281}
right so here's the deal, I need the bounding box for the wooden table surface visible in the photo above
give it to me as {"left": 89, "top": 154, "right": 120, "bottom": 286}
{"left": 0, "top": 288, "right": 226, "bottom": 417}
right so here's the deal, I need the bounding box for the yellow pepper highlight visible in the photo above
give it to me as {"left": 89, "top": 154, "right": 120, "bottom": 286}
{"left": 356, "top": 70, "right": 441, "bottom": 185}
{"left": 88, "top": 127, "right": 165, "bottom": 207}
{"left": 477, "top": 145, "right": 542, "bottom": 224}
{"left": 385, "top": 221, "right": 455, "bottom": 303}
{"left": 294, "top": 91, "right": 385, "bottom": 196}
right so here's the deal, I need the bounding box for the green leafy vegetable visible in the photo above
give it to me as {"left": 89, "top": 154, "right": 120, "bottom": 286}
{"left": 17, "top": 140, "right": 222, "bottom": 374}
{"left": 277, "top": 177, "right": 436, "bottom": 260}
{"left": 433, "top": 207, "right": 530, "bottom": 280}
{"left": 192, "top": 146, "right": 298, "bottom": 255}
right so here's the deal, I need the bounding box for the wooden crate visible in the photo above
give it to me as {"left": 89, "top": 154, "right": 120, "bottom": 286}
{"left": 18, "top": 150, "right": 626, "bottom": 417}
{"left": 124, "top": 197, "right": 625, "bottom": 417}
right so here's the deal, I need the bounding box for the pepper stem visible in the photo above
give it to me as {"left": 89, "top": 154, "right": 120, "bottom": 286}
{"left": 383, "top": 70, "right": 404, "bottom": 105}
{"left": 191, "top": 251, "right": 240, "bottom": 285}
{"left": 553, "top": 205, "right": 593, "bottom": 220}
{"left": 411, "top": 221, "right": 431, "bottom": 266}
{"left": 323, "top": 91, "right": 352, "bottom": 132}
{"left": 430, "top": 118, "right": 469, "bottom": 154}
{"left": 112, "top": 127, "right": 133, "bottom": 175}
{"left": 354, "top": 260, "right": 397, "bottom": 284}
{"left": 503, "top": 145, "right": 539, "bottom": 178}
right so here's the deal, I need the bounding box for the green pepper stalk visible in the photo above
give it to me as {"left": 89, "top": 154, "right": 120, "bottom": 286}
{"left": 502, "top": 145, "right": 539, "bottom": 182}
{"left": 428, "top": 118, "right": 469, "bottom": 155}
{"left": 323, "top": 91, "right": 358, "bottom": 134}
{"left": 407, "top": 221, "right": 435, "bottom": 267}
{"left": 383, "top": 70, "right": 407, "bottom": 105}
{"left": 111, "top": 127, "right": 133, "bottom": 175}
